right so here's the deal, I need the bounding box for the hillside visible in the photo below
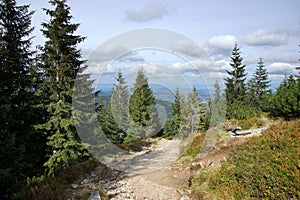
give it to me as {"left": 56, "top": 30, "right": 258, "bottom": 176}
{"left": 187, "top": 119, "right": 300, "bottom": 199}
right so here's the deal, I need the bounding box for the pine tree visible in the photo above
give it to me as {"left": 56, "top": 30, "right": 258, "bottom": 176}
{"left": 207, "top": 80, "right": 226, "bottom": 128}
{"left": 179, "top": 86, "right": 205, "bottom": 137}
{"left": 225, "top": 43, "right": 247, "bottom": 103}
{"left": 163, "top": 87, "right": 182, "bottom": 137}
{"left": 104, "top": 104, "right": 122, "bottom": 144}
{"left": 0, "top": 0, "right": 46, "bottom": 197}
{"left": 128, "top": 69, "right": 161, "bottom": 139}
{"left": 224, "top": 43, "right": 258, "bottom": 119}
{"left": 212, "top": 80, "right": 222, "bottom": 105}
{"left": 269, "top": 76, "right": 300, "bottom": 120}
{"left": 39, "top": 0, "right": 89, "bottom": 175}
{"left": 248, "top": 57, "right": 271, "bottom": 109}
{"left": 110, "top": 70, "right": 129, "bottom": 141}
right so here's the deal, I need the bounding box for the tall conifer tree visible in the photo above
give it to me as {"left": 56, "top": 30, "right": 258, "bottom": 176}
{"left": 225, "top": 43, "right": 247, "bottom": 103}
{"left": 110, "top": 70, "right": 129, "bottom": 142}
{"left": 163, "top": 87, "right": 182, "bottom": 137}
{"left": 128, "top": 69, "right": 161, "bottom": 139}
{"left": 206, "top": 80, "right": 226, "bottom": 128}
{"left": 39, "top": 0, "right": 89, "bottom": 175}
{"left": 248, "top": 57, "right": 271, "bottom": 109}
{"left": 179, "top": 86, "right": 205, "bottom": 137}
{"left": 224, "top": 43, "right": 258, "bottom": 119}
{"left": 0, "top": 0, "right": 46, "bottom": 197}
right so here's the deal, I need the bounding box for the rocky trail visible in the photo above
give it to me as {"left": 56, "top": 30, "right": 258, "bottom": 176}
{"left": 68, "top": 128, "right": 268, "bottom": 199}
{"left": 101, "top": 139, "right": 191, "bottom": 200}
{"left": 68, "top": 139, "right": 191, "bottom": 200}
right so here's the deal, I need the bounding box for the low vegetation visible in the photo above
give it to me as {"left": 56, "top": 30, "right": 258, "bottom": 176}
{"left": 178, "top": 132, "right": 206, "bottom": 163}
{"left": 227, "top": 116, "right": 270, "bottom": 130}
{"left": 117, "top": 137, "right": 158, "bottom": 152}
{"left": 19, "top": 158, "right": 110, "bottom": 200}
{"left": 189, "top": 119, "right": 300, "bottom": 199}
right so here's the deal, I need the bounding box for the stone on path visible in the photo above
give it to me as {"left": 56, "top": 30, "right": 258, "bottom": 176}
{"left": 88, "top": 190, "right": 101, "bottom": 200}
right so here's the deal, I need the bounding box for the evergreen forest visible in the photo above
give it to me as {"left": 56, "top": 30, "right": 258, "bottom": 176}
{"left": 0, "top": 0, "right": 299, "bottom": 199}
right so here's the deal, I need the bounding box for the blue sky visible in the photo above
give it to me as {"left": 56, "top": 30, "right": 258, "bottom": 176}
{"left": 28, "top": 0, "right": 300, "bottom": 92}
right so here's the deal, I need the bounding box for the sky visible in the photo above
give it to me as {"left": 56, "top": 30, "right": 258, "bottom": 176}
{"left": 27, "top": 0, "right": 300, "bottom": 93}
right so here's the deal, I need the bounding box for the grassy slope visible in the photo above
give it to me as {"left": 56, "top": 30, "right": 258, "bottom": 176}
{"left": 190, "top": 119, "right": 300, "bottom": 199}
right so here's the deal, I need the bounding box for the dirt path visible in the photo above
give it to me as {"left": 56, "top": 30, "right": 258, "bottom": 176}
{"left": 101, "top": 139, "right": 191, "bottom": 200}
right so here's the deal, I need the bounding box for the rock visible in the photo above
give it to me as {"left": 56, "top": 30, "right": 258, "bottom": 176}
{"left": 88, "top": 190, "right": 101, "bottom": 200}
{"left": 81, "top": 178, "right": 89, "bottom": 184}
{"left": 71, "top": 184, "right": 78, "bottom": 189}
{"left": 206, "top": 161, "right": 213, "bottom": 167}
{"left": 118, "top": 180, "right": 126, "bottom": 185}
{"left": 226, "top": 125, "right": 242, "bottom": 133}
{"left": 177, "top": 189, "right": 185, "bottom": 196}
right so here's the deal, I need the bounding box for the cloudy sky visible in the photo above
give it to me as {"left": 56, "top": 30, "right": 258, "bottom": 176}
{"left": 29, "top": 0, "right": 300, "bottom": 92}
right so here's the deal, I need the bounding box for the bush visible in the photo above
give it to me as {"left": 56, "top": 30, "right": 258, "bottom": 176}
{"left": 226, "top": 100, "right": 261, "bottom": 120}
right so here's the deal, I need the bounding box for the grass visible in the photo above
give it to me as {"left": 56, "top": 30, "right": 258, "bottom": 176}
{"left": 20, "top": 158, "right": 111, "bottom": 200}
{"left": 178, "top": 132, "right": 206, "bottom": 163}
{"left": 117, "top": 137, "right": 160, "bottom": 152}
{"left": 189, "top": 119, "right": 300, "bottom": 199}
{"left": 227, "top": 116, "right": 270, "bottom": 130}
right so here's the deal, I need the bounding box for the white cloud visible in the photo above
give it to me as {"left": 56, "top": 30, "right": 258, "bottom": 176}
{"left": 214, "top": 59, "right": 231, "bottom": 72}
{"left": 171, "top": 39, "right": 207, "bottom": 58}
{"left": 206, "top": 35, "right": 237, "bottom": 50}
{"left": 88, "top": 44, "right": 145, "bottom": 63}
{"left": 268, "top": 62, "right": 297, "bottom": 75}
{"left": 244, "top": 29, "right": 288, "bottom": 46}
{"left": 125, "top": 3, "right": 171, "bottom": 22}
{"left": 204, "top": 35, "right": 237, "bottom": 57}
{"left": 172, "top": 59, "right": 216, "bottom": 74}
{"left": 264, "top": 52, "right": 298, "bottom": 63}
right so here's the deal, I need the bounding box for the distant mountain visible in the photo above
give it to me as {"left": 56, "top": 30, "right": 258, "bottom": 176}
{"left": 95, "top": 83, "right": 210, "bottom": 103}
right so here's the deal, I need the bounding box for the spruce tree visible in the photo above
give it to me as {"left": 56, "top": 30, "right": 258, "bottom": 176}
{"left": 225, "top": 43, "right": 247, "bottom": 103}
{"left": 0, "top": 0, "right": 46, "bottom": 197}
{"left": 104, "top": 104, "right": 122, "bottom": 144}
{"left": 39, "top": 0, "right": 89, "bottom": 175}
{"left": 163, "top": 87, "right": 182, "bottom": 137}
{"left": 110, "top": 70, "right": 129, "bottom": 142}
{"left": 128, "top": 69, "right": 161, "bottom": 139}
{"left": 179, "top": 86, "right": 205, "bottom": 137}
{"left": 269, "top": 76, "right": 300, "bottom": 120}
{"left": 207, "top": 80, "right": 226, "bottom": 128}
{"left": 224, "top": 43, "right": 258, "bottom": 119}
{"left": 248, "top": 57, "right": 271, "bottom": 109}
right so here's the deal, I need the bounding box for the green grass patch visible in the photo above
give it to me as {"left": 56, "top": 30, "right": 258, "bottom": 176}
{"left": 178, "top": 132, "right": 206, "bottom": 163}
{"left": 228, "top": 116, "right": 269, "bottom": 130}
